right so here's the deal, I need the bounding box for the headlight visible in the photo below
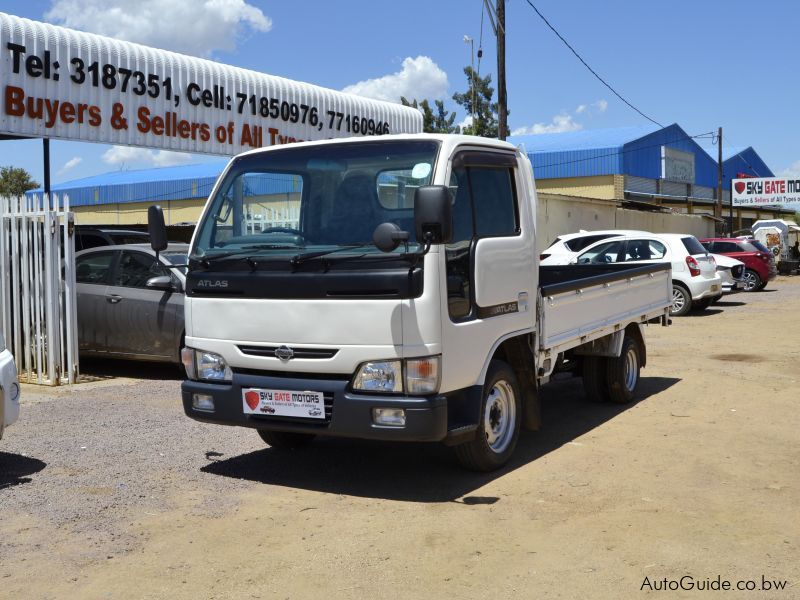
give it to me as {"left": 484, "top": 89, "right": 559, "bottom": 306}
{"left": 352, "top": 360, "right": 402, "bottom": 393}
{"left": 191, "top": 349, "right": 233, "bottom": 382}
{"left": 352, "top": 356, "right": 440, "bottom": 395}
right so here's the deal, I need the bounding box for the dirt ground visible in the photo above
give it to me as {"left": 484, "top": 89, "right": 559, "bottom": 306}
{"left": 1, "top": 278, "right": 799, "bottom": 599}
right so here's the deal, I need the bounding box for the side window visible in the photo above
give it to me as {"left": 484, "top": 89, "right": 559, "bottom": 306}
{"left": 623, "top": 239, "right": 664, "bottom": 261}
{"left": 445, "top": 168, "right": 474, "bottom": 320}
{"left": 76, "top": 251, "right": 115, "bottom": 284}
{"left": 470, "top": 168, "right": 518, "bottom": 237}
{"left": 578, "top": 240, "right": 624, "bottom": 264}
{"left": 113, "top": 251, "right": 168, "bottom": 288}
{"left": 566, "top": 234, "right": 612, "bottom": 252}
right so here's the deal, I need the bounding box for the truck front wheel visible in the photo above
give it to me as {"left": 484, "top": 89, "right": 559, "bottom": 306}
{"left": 455, "top": 360, "right": 521, "bottom": 471}
{"left": 257, "top": 430, "right": 316, "bottom": 449}
{"left": 605, "top": 336, "right": 641, "bottom": 404}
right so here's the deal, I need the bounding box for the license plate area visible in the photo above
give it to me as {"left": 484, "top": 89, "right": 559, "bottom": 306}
{"left": 243, "top": 387, "right": 326, "bottom": 419}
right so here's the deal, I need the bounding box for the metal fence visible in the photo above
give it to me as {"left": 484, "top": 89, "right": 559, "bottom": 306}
{"left": 0, "top": 194, "right": 78, "bottom": 385}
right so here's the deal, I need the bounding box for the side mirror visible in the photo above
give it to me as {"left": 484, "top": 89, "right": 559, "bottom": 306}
{"left": 414, "top": 185, "right": 452, "bottom": 244}
{"left": 145, "top": 275, "right": 176, "bottom": 291}
{"left": 148, "top": 205, "right": 168, "bottom": 254}
{"left": 373, "top": 222, "right": 410, "bottom": 253}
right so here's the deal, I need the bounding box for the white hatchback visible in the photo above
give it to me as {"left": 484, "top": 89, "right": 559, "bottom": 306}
{"left": 540, "top": 229, "right": 650, "bottom": 265}
{"left": 0, "top": 332, "right": 20, "bottom": 440}
{"left": 569, "top": 233, "right": 723, "bottom": 316}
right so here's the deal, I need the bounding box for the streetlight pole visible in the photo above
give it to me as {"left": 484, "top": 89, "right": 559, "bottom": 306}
{"left": 463, "top": 35, "right": 476, "bottom": 127}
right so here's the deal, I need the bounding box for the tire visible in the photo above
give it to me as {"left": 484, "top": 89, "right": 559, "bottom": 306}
{"left": 257, "top": 430, "right": 316, "bottom": 449}
{"left": 670, "top": 283, "right": 692, "bottom": 316}
{"left": 605, "top": 336, "right": 641, "bottom": 404}
{"left": 455, "top": 360, "right": 521, "bottom": 472}
{"left": 582, "top": 356, "right": 609, "bottom": 403}
{"left": 757, "top": 280, "right": 768, "bottom": 291}
{"left": 742, "top": 269, "right": 761, "bottom": 292}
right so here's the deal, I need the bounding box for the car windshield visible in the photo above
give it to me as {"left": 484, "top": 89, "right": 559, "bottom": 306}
{"left": 193, "top": 141, "right": 439, "bottom": 260}
{"left": 680, "top": 236, "right": 707, "bottom": 255}
{"left": 162, "top": 252, "right": 188, "bottom": 274}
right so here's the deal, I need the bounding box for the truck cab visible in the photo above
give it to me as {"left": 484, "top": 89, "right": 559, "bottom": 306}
{"left": 159, "top": 134, "right": 670, "bottom": 470}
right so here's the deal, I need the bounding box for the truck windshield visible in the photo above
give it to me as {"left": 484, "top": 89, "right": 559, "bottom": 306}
{"left": 193, "top": 140, "right": 439, "bottom": 261}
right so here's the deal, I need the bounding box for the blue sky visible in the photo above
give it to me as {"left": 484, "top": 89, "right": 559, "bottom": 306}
{"left": 1, "top": 0, "right": 797, "bottom": 185}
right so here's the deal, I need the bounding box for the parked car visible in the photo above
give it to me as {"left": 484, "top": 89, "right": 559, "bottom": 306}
{"left": 711, "top": 253, "right": 745, "bottom": 295}
{"left": 699, "top": 238, "right": 777, "bottom": 292}
{"left": 75, "top": 227, "right": 151, "bottom": 251}
{"left": 540, "top": 229, "right": 650, "bottom": 265}
{"left": 0, "top": 331, "right": 20, "bottom": 441}
{"left": 569, "top": 233, "right": 722, "bottom": 316}
{"left": 75, "top": 243, "right": 188, "bottom": 364}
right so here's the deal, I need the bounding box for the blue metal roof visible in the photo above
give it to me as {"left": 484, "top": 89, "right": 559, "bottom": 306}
{"left": 722, "top": 147, "right": 774, "bottom": 190}
{"left": 510, "top": 125, "right": 659, "bottom": 152}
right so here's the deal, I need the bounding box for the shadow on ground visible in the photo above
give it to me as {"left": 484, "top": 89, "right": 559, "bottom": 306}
{"left": 79, "top": 357, "right": 184, "bottom": 382}
{"left": 686, "top": 309, "right": 723, "bottom": 317}
{"left": 0, "top": 452, "right": 47, "bottom": 490}
{"left": 714, "top": 301, "right": 746, "bottom": 307}
{"left": 202, "top": 375, "right": 680, "bottom": 503}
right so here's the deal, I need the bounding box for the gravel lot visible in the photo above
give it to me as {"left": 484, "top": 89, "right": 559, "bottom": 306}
{"left": 1, "top": 277, "right": 799, "bottom": 599}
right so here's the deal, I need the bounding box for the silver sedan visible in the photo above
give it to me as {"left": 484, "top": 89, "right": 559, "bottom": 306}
{"left": 75, "top": 243, "right": 188, "bottom": 364}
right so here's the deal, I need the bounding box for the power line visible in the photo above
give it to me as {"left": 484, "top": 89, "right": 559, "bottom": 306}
{"left": 523, "top": 0, "right": 664, "bottom": 128}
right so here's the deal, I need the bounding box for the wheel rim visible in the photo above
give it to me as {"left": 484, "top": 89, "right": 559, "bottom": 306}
{"left": 742, "top": 271, "right": 758, "bottom": 291}
{"left": 623, "top": 345, "right": 639, "bottom": 392}
{"left": 671, "top": 287, "right": 687, "bottom": 313}
{"left": 483, "top": 380, "right": 516, "bottom": 454}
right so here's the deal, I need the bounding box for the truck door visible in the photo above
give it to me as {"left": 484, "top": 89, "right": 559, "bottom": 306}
{"left": 440, "top": 150, "right": 536, "bottom": 392}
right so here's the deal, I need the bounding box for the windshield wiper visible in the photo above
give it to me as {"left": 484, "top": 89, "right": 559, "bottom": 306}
{"left": 191, "top": 244, "right": 302, "bottom": 266}
{"left": 289, "top": 243, "right": 374, "bottom": 267}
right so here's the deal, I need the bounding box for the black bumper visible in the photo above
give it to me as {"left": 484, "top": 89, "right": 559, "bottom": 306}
{"left": 182, "top": 370, "right": 449, "bottom": 442}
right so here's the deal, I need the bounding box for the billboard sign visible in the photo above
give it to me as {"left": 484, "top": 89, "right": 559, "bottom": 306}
{"left": 732, "top": 177, "right": 800, "bottom": 207}
{"left": 661, "top": 146, "right": 695, "bottom": 183}
{"left": 0, "top": 12, "right": 422, "bottom": 156}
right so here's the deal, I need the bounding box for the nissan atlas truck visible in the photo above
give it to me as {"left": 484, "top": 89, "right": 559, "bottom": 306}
{"left": 148, "top": 134, "right": 672, "bottom": 471}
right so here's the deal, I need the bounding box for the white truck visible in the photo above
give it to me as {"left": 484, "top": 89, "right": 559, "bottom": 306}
{"left": 148, "top": 134, "right": 672, "bottom": 470}
{"left": 0, "top": 332, "right": 21, "bottom": 441}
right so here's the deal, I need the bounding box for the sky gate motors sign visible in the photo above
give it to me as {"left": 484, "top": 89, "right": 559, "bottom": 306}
{"left": 0, "top": 13, "right": 422, "bottom": 156}
{"left": 732, "top": 177, "right": 800, "bottom": 208}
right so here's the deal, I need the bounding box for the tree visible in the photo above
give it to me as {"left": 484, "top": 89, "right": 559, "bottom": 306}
{"left": 0, "top": 166, "right": 38, "bottom": 198}
{"left": 452, "top": 66, "right": 499, "bottom": 138}
{"left": 401, "top": 97, "right": 458, "bottom": 134}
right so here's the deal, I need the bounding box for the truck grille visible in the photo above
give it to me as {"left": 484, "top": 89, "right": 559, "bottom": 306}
{"left": 238, "top": 345, "right": 338, "bottom": 359}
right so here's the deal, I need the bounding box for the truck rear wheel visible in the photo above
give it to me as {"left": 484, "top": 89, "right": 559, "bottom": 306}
{"left": 257, "top": 430, "right": 316, "bottom": 449}
{"left": 582, "top": 356, "right": 609, "bottom": 402}
{"left": 455, "top": 360, "right": 521, "bottom": 472}
{"left": 605, "top": 336, "right": 641, "bottom": 404}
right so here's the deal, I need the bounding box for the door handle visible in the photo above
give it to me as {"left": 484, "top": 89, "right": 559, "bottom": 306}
{"left": 106, "top": 294, "right": 123, "bottom": 304}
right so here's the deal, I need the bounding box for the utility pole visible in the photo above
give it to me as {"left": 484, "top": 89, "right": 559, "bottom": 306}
{"left": 496, "top": 0, "right": 507, "bottom": 140}
{"left": 716, "top": 126, "right": 723, "bottom": 234}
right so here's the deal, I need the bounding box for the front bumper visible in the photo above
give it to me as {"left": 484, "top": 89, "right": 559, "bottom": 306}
{"left": 182, "top": 370, "right": 449, "bottom": 442}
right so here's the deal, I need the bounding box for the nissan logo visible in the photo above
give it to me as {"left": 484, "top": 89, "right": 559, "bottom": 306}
{"left": 274, "top": 345, "right": 294, "bottom": 361}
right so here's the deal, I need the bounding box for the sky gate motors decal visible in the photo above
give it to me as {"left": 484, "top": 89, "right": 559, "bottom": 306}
{"left": 732, "top": 177, "right": 800, "bottom": 207}
{"left": 242, "top": 388, "right": 325, "bottom": 419}
{"left": 0, "top": 13, "right": 422, "bottom": 156}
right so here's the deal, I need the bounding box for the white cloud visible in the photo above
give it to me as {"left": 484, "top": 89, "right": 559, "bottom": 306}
{"left": 45, "top": 0, "right": 271, "bottom": 57}
{"left": 511, "top": 114, "right": 583, "bottom": 136}
{"left": 58, "top": 156, "right": 82, "bottom": 175}
{"left": 576, "top": 99, "right": 608, "bottom": 115}
{"left": 342, "top": 56, "right": 449, "bottom": 103}
{"left": 101, "top": 146, "right": 192, "bottom": 168}
{"left": 457, "top": 115, "right": 473, "bottom": 132}
{"left": 779, "top": 160, "right": 800, "bottom": 178}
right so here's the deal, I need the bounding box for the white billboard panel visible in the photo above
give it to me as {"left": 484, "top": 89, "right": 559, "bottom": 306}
{"left": 732, "top": 177, "right": 800, "bottom": 207}
{"left": 0, "top": 12, "right": 422, "bottom": 156}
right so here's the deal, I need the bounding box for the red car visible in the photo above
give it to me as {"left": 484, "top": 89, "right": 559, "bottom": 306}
{"left": 700, "top": 238, "right": 777, "bottom": 291}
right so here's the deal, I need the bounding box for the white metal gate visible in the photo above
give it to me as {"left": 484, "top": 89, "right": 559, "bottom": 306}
{"left": 0, "top": 194, "right": 78, "bottom": 385}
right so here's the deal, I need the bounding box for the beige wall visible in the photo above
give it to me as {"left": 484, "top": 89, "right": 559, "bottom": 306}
{"left": 536, "top": 193, "right": 715, "bottom": 253}
{"left": 535, "top": 175, "right": 621, "bottom": 200}
{"left": 73, "top": 198, "right": 207, "bottom": 225}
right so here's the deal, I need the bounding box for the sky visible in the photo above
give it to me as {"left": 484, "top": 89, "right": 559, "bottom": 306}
{"left": 0, "top": 0, "right": 798, "bottom": 185}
